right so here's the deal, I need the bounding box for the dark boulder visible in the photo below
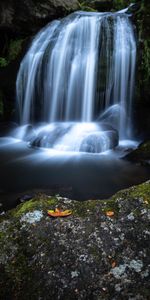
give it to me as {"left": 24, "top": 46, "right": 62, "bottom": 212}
{"left": 30, "top": 123, "right": 72, "bottom": 148}
{"left": 80, "top": 130, "right": 118, "bottom": 153}
{"left": 125, "top": 140, "right": 150, "bottom": 165}
{"left": 98, "top": 104, "right": 122, "bottom": 132}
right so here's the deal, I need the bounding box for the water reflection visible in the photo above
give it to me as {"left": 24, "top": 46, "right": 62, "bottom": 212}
{"left": 0, "top": 138, "right": 149, "bottom": 210}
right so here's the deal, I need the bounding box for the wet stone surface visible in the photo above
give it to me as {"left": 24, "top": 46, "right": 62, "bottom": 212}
{"left": 0, "top": 180, "right": 150, "bottom": 300}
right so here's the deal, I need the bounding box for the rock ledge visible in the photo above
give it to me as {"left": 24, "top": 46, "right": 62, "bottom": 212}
{"left": 0, "top": 180, "right": 150, "bottom": 299}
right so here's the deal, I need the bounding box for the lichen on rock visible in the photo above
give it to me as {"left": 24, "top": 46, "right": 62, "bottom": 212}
{"left": 20, "top": 210, "right": 43, "bottom": 224}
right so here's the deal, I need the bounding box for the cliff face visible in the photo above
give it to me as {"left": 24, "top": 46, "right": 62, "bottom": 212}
{"left": 0, "top": 0, "right": 79, "bottom": 36}
{"left": 0, "top": 0, "right": 149, "bottom": 137}
{"left": 0, "top": 0, "right": 79, "bottom": 121}
{"left": 134, "top": 0, "right": 150, "bottom": 137}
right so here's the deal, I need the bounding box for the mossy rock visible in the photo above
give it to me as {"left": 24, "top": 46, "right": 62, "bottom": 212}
{"left": 0, "top": 39, "right": 25, "bottom": 68}
{"left": 125, "top": 140, "right": 150, "bottom": 163}
{"left": 79, "top": 0, "right": 113, "bottom": 11}
{"left": 0, "top": 181, "right": 150, "bottom": 299}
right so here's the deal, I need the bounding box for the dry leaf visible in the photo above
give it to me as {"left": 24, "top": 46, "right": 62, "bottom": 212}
{"left": 111, "top": 261, "right": 116, "bottom": 268}
{"left": 144, "top": 200, "right": 148, "bottom": 205}
{"left": 47, "top": 208, "right": 72, "bottom": 217}
{"left": 106, "top": 211, "right": 115, "bottom": 217}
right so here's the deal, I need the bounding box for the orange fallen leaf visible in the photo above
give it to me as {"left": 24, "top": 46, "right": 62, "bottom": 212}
{"left": 106, "top": 211, "right": 115, "bottom": 217}
{"left": 111, "top": 261, "right": 116, "bottom": 268}
{"left": 47, "top": 208, "right": 72, "bottom": 217}
{"left": 144, "top": 200, "right": 148, "bottom": 205}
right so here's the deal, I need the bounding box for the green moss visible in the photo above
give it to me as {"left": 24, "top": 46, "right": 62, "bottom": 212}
{"left": 8, "top": 39, "right": 24, "bottom": 62}
{"left": 0, "top": 39, "right": 24, "bottom": 69}
{"left": 129, "top": 181, "right": 150, "bottom": 203}
{"left": 79, "top": 3, "right": 97, "bottom": 12}
{"left": 10, "top": 196, "right": 58, "bottom": 218}
{"left": 135, "top": 1, "right": 150, "bottom": 101}
{"left": 72, "top": 199, "right": 98, "bottom": 217}
{"left": 112, "top": 181, "right": 150, "bottom": 206}
{"left": 135, "top": 141, "right": 150, "bottom": 156}
{"left": 141, "top": 38, "right": 150, "bottom": 83}
{"left": 126, "top": 141, "right": 150, "bottom": 161}
{"left": 9, "top": 195, "right": 120, "bottom": 219}
{"left": 113, "top": 0, "right": 125, "bottom": 10}
{"left": 0, "top": 57, "right": 8, "bottom": 67}
{"left": 101, "top": 198, "right": 119, "bottom": 215}
{"left": 0, "top": 231, "right": 5, "bottom": 239}
{"left": 4, "top": 180, "right": 150, "bottom": 221}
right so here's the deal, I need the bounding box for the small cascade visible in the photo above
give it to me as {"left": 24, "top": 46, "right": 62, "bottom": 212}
{"left": 16, "top": 8, "right": 136, "bottom": 154}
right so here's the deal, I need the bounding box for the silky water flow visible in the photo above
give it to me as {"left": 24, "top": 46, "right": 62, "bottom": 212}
{"left": 16, "top": 8, "right": 137, "bottom": 154}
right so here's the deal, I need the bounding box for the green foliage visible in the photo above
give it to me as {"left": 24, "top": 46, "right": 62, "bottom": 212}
{"left": 113, "top": 0, "right": 138, "bottom": 10}
{"left": 142, "top": 39, "right": 150, "bottom": 83}
{"left": 0, "top": 57, "right": 8, "bottom": 67}
{"left": 113, "top": 0, "right": 129, "bottom": 10}
{"left": 79, "top": 2, "right": 97, "bottom": 12}
{"left": 8, "top": 39, "right": 24, "bottom": 62}
{"left": 0, "top": 39, "right": 24, "bottom": 68}
{"left": 136, "top": 1, "right": 150, "bottom": 99}
{"left": 113, "top": 0, "right": 125, "bottom": 10}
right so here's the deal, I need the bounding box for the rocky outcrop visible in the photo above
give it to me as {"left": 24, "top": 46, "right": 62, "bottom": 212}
{"left": 0, "top": 0, "right": 79, "bottom": 120}
{"left": 79, "top": 0, "right": 113, "bottom": 11}
{"left": 0, "top": 0, "right": 79, "bottom": 36}
{"left": 125, "top": 140, "right": 150, "bottom": 165}
{"left": 134, "top": 0, "right": 150, "bottom": 137}
{"left": 0, "top": 181, "right": 150, "bottom": 300}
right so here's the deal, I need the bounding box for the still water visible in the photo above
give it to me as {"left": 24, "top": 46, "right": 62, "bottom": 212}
{"left": 0, "top": 137, "right": 149, "bottom": 210}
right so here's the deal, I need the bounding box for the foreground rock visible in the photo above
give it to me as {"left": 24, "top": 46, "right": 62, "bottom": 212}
{"left": 0, "top": 181, "right": 150, "bottom": 299}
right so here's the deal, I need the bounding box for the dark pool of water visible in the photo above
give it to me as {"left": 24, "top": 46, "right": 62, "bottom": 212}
{"left": 0, "top": 137, "right": 149, "bottom": 211}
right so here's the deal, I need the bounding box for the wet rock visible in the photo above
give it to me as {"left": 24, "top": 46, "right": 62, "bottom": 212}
{"left": 11, "top": 124, "right": 36, "bottom": 141}
{"left": 80, "top": 130, "right": 118, "bottom": 153}
{"left": 0, "top": 1, "right": 79, "bottom": 121}
{"left": 98, "top": 104, "right": 122, "bottom": 132}
{"left": 0, "top": 180, "right": 150, "bottom": 299}
{"left": 79, "top": 0, "right": 113, "bottom": 11}
{"left": 125, "top": 140, "right": 150, "bottom": 165}
{"left": 23, "top": 125, "right": 35, "bottom": 141}
{"left": 0, "top": 0, "right": 79, "bottom": 36}
{"left": 21, "top": 125, "right": 36, "bottom": 142}
{"left": 30, "top": 124, "right": 72, "bottom": 148}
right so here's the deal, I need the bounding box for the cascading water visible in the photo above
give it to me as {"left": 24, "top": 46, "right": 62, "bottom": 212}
{"left": 16, "top": 8, "right": 136, "bottom": 154}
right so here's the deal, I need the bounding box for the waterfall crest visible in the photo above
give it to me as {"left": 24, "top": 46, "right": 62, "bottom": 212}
{"left": 16, "top": 10, "right": 136, "bottom": 153}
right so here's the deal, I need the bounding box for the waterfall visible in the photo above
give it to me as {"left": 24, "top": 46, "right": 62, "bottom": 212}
{"left": 16, "top": 9, "right": 136, "bottom": 153}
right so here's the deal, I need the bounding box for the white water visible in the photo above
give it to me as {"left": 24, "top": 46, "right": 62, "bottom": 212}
{"left": 16, "top": 9, "right": 137, "bottom": 154}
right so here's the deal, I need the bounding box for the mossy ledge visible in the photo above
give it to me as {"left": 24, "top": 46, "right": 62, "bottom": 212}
{"left": 0, "top": 180, "right": 150, "bottom": 300}
{"left": 125, "top": 140, "right": 150, "bottom": 163}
